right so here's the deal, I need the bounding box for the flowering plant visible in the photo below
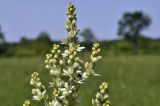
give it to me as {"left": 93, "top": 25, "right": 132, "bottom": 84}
{"left": 23, "top": 2, "right": 111, "bottom": 106}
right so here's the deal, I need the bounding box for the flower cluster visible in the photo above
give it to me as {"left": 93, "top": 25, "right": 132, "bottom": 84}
{"left": 23, "top": 2, "right": 110, "bottom": 106}
{"left": 23, "top": 100, "right": 31, "bottom": 106}
{"left": 45, "top": 44, "right": 62, "bottom": 76}
{"left": 30, "top": 72, "right": 47, "bottom": 101}
{"left": 92, "top": 82, "right": 111, "bottom": 106}
{"left": 91, "top": 43, "right": 102, "bottom": 63}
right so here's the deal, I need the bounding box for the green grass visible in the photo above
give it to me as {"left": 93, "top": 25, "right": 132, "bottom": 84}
{"left": 0, "top": 55, "right": 160, "bottom": 106}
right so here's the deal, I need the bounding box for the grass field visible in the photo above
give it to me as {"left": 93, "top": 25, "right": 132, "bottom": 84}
{"left": 0, "top": 55, "right": 160, "bottom": 106}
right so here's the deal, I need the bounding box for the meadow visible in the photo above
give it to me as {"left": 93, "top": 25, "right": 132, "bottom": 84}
{"left": 0, "top": 55, "right": 160, "bottom": 106}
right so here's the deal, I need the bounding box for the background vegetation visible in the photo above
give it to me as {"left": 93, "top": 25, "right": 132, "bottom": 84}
{"left": 0, "top": 55, "right": 160, "bottom": 106}
{"left": 0, "top": 10, "right": 160, "bottom": 106}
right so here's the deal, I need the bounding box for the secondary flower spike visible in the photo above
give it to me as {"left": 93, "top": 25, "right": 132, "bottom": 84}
{"left": 92, "top": 82, "right": 111, "bottom": 106}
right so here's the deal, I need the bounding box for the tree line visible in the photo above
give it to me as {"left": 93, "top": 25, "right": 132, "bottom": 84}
{"left": 0, "top": 11, "right": 160, "bottom": 57}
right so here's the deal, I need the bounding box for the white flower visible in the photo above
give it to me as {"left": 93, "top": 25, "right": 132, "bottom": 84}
{"left": 82, "top": 72, "right": 89, "bottom": 79}
{"left": 91, "top": 56, "right": 102, "bottom": 63}
{"left": 63, "top": 67, "right": 74, "bottom": 77}
{"left": 49, "top": 99, "right": 62, "bottom": 106}
{"left": 73, "top": 62, "right": 79, "bottom": 68}
{"left": 50, "top": 59, "right": 57, "bottom": 64}
{"left": 36, "top": 82, "right": 42, "bottom": 87}
{"left": 85, "top": 62, "right": 92, "bottom": 71}
{"left": 50, "top": 69, "right": 60, "bottom": 76}
{"left": 59, "top": 83, "right": 75, "bottom": 98}
{"left": 30, "top": 79, "right": 35, "bottom": 85}
{"left": 46, "top": 54, "right": 52, "bottom": 59}
{"left": 56, "top": 78, "right": 64, "bottom": 88}
{"left": 103, "top": 94, "right": 109, "bottom": 100}
{"left": 62, "top": 50, "right": 69, "bottom": 57}
{"left": 85, "top": 62, "right": 100, "bottom": 76}
{"left": 77, "top": 45, "right": 85, "bottom": 51}
{"left": 32, "top": 88, "right": 46, "bottom": 101}
{"left": 96, "top": 92, "right": 101, "bottom": 99}
{"left": 49, "top": 78, "right": 64, "bottom": 88}
{"left": 92, "top": 98, "right": 100, "bottom": 106}
{"left": 45, "top": 65, "right": 50, "bottom": 69}
{"left": 69, "top": 43, "right": 74, "bottom": 48}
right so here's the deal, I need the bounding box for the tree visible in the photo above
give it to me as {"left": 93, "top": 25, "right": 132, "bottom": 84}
{"left": 0, "top": 26, "right": 6, "bottom": 56}
{"left": 34, "top": 31, "right": 52, "bottom": 54}
{"left": 20, "top": 36, "right": 32, "bottom": 44}
{"left": 118, "top": 11, "right": 151, "bottom": 50}
{"left": 0, "top": 26, "right": 5, "bottom": 44}
{"left": 36, "top": 31, "right": 51, "bottom": 43}
{"left": 80, "top": 28, "right": 97, "bottom": 42}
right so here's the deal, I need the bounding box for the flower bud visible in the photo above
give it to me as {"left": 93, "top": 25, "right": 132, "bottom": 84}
{"left": 59, "top": 60, "right": 63, "bottom": 65}
{"left": 66, "top": 25, "right": 70, "bottom": 31}
{"left": 68, "top": 15, "right": 72, "bottom": 19}
{"left": 92, "top": 51, "right": 96, "bottom": 56}
{"left": 72, "top": 19, "right": 76, "bottom": 26}
{"left": 45, "top": 65, "right": 50, "bottom": 69}
{"left": 73, "top": 51, "right": 77, "bottom": 56}
{"left": 96, "top": 93, "right": 101, "bottom": 99}
{"left": 69, "top": 55, "right": 74, "bottom": 59}
{"left": 68, "top": 59, "right": 72, "bottom": 65}
{"left": 100, "top": 89, "right": 105, "bottom": 94}
{"left": 54, "top": 55, "right": 58, "bottom": 59}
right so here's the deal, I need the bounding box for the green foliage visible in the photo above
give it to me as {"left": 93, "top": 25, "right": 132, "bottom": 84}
{"left": 1, "top": 38, "right": 160, "bottom": 57}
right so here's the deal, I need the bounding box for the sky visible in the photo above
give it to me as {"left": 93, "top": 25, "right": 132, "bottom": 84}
{"left": 0, "top": 0, "right": 160, "bottom": 42}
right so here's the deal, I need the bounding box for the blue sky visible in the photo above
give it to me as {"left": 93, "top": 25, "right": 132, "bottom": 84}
{"left": 0, "top": 0, "right": 160, "bottom": 42}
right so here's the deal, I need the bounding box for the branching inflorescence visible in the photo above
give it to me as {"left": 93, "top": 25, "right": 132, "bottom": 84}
{"left": 23, "top": 2, "right": 111, "bottom": 106}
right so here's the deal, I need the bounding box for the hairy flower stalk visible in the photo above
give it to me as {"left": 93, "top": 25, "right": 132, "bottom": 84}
{"left": 23, "top": 2, "right": 110, "bottom": 106}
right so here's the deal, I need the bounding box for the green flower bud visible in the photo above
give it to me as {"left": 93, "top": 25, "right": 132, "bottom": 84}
{"left": 59, "top": 60, "right": 64, "bottom": 65}
{"left": 46, "top": 64, "right": 50, "bottom": 69}
{"left": 67, "top": 10, "right": 71, "bottom": 15}
{"left": 92, "top": 51, "right": 96, "bottom": 56}
{"left": 73, "top": 11, "right": 76, "bottom": 16}
{"left": 57, "top": 50, "right": 61, "bottom": 54}
{"left": 51, "top": 50, "right": 55, "bottom": 54}
{"left": 73, "top": 51, "right": 77, "bottom": 56}
{"left": 66, "top": 25, "right": 71, "bottom": 31}
{"left": 100, "top": 89, "right": 105, "bottom": 94}
{"left": 72, "top": 19, "right": 76, "bottom": 26}
{"left": 69, "top": 55, "right": 74, "bottom": 59}
{"left": 68, "top": 59, "right": 72, "bottom": 65}
{"left": 54, "top": 55, "right": 58, "bottom": 59}
{"left": 97, "top": 48, "right": 101, "bottom": 52}
{"left": 23, "top": 100, "right": 31, "bottom": 106}
{"left": 45, "top": 60, "right": 48, "bottom": 64}
{"left": 75, "top": 57, "right": 79, "bottom": 62}
{"left": 96, "top": 93, "right": 101, "bottom": 99}
{"left": 100, "top": 85, "right": 103, "bottom": 89}
{"left": 68, "top": 15, "right": 72, "bottom": 19}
